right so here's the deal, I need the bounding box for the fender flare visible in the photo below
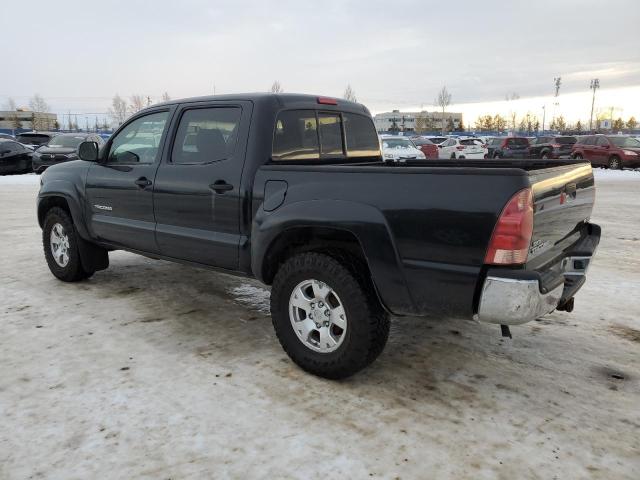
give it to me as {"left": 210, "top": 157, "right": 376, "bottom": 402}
{"left": 252, "top": 199, "right": 417, "bottom": 315}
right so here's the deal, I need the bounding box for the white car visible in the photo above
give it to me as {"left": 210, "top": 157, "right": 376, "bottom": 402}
{"left": 438, "top": 137, "right": 488, "bottom": 159}
{"left": 380, "top": 135, "right": 425, "bottom": 162}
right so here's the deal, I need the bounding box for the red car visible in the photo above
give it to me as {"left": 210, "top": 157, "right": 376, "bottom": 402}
{"left": 572, "top": 134, "right": 640, "bottom": 169}
{"left": 412, "top": 137, "right": 439, "bottom": 159}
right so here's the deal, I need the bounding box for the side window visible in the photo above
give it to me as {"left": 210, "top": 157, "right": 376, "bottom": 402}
{"left": 108, "top": 111, "right": 169, "bottom": 164}
{"left": 171, "top": 107, "right": 241, "bottom": 164}
{"left": 2, "top": 142, "right": 17, "bottom": 153}
{"left": 272, "top": 110, "right": 319, "bottom": 161}
{"left": 596, "top": 137, "right": 609, "bottom": 147}
{"left": 583, "top": 136, "right": 595, "bottom": 146}
{"left": 318, "top": 113, "right": 343, "bottom": 157}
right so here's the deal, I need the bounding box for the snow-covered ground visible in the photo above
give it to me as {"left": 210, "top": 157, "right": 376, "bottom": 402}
{"left": 0, "top": 170, "right": 639, "bottom": 479}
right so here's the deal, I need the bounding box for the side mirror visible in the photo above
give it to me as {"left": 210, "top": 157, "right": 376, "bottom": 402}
{"left": 78, "top": 141, "right": 99, "bottom": 162}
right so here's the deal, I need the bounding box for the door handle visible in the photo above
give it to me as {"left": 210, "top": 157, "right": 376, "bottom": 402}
{"left": 210, "top": 181, "right": 233, "bottom": 193}
{"left": 135, "top": 177, "right": 152, "bottom": 188}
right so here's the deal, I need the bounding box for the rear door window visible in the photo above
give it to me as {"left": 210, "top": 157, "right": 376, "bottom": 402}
{"left": 596, "top": 136, "right": 609, "bottom": 147}
{"left": 555, "top": 136, "right": 576, "bottom": 145}
{"left": 171, "top": 107, "right": 241, "bottom": 164}
{"left": 507, "top": 138, "right": 529, "bottom": 147}
{"left": 582, "top": 136, "right": 595, "bottom": 146}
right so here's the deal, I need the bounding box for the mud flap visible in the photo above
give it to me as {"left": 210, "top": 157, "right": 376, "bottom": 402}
{"left": 77, "top": 236, "right": 109, "bottom": 272}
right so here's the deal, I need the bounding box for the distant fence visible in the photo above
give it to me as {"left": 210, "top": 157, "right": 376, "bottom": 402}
{"left": 0, "top": 128, "right": 114, "bottom": 136}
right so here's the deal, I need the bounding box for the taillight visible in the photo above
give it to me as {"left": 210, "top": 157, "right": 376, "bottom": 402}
{"left": 551, "top": 143, "right": 561, "bottom": 148}
{"left": 484, "top": 188, "right": 534, "bottom": 265}
{"left": 456, "top": 145, "right": 465, "bottom": 150}
{"left": 501, "top": 140, "right": 509, "bottom": 149}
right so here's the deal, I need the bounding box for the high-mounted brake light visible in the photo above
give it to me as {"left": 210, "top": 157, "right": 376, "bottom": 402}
{"left": 317, "top": 96, "right": 338, "bottom": 105}
{"left": 484, "top": 188, "right": 534, "bottom": 265}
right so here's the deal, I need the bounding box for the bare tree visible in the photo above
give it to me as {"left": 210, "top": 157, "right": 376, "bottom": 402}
{"left": 161, "top": 92, "right": 171, "bottom": 102}
{"left": 505, "top": 92, "right": 520, "bottom": 101}
{"left": 109, "top": 94, "right": 128, "bottom": 125}
{"left": 493, "top": 114, "right": 507, "bottom": 132}
{"left": 11, "top": 113, "right": 22, "bottom": 129}
{"left": 343, "top": 84, "right": 357, "bottom": 102}
{"left": 128, "top": 94, "right": 146, "bottom": 115}
{"left": 435, "top": 86, "right": 452, "bottom": 134}
{"left": 3, "top": 97, "right": 17, "bottom": 111}
{"left": 29, "top": 94, "right": 50, "bottom": 113}
{"left": 270, "top": 81, "right": 283, "bottom": 93}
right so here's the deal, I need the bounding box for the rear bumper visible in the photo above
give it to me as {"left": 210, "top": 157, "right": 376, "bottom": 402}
{"left": 476, "top": 223, "right": 600, "bottom": 325}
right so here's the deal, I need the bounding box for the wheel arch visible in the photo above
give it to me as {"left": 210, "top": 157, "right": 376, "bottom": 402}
{"left": 252, "top": 199, "right": 417, "bottom": 315}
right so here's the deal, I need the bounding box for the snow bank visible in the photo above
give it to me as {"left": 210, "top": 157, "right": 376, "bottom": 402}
{"left": 593, "top": 168, "right": 640, "bottom": 182}
{"left": 0, "top": 173, "right": 40, "bottom": 185}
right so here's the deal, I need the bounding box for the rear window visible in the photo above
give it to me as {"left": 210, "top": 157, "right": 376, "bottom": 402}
{"left": 555, "top": 136, "right": 576, "bottom": 145}
{"left": 460, "top": 139, "right": 482, "bottom": 146}
{"left": 16, "top": 133, "right": 52, "bottom": 145}
{"left": 272, "top": 110, "right": 379, "bottom": 161}
{"left": 343, "top": 113, "right": 380, "bottom": 157}
{"left": 507, "top": 138, "right": 529, "bottom": 146}
{"left": 429, "top": 137, "right": 447, "bottom": 144}
{"left": 412, "top": 138, "right": 434, "bottom": 146}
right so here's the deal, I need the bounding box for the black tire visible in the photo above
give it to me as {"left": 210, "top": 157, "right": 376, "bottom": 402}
{"left": 450, "top": 153, "right": 456, "bottom": 160}
{"left": 541, "top": 151, "right": 550, "bottom": 160}
{"left": 270, "top": 252, "right": 390, "bottom": 379}
{"left": 574, "top": 153, "right": 583, "bottom": 160}
{"left": 43, "top": 207, "right": 94, "bottom": 282}
{"left": 609, "top": 156, "right": 622, "bottom": 170}
{"left": 493, "top": 152, "right": 501, "bottom": 159}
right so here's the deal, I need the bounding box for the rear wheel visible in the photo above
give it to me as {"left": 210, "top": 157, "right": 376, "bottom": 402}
{"left": 43, "top": 207, "right": 94, "bottom": 282}
{"left": 541, "top": 151, "right": 550, "bottom": 160}
{"left": 450, "top": 153, "right": 456, "bottom": 160}
{"left": 573, "top": 153, "right": 583, "bottom": 160}
{"left": 270, "top": 252, "right": 390, "bottom": 379}
{"left": 609, "top": 156, "right": 622, "bottom": 170}
{"left": 493, "top": 152, "right": 501, "bottom": 159}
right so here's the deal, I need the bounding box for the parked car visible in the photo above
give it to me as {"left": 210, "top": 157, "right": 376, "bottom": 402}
{"left": 425, "top": 136, "right": 448, "bottom": 145}
{"left": 438, "top": 136, "right": 487, "bottom": 159}
{"left": 380, "top": 135, "right": 425, "bottom": 162}
{"left": 529, "top": 136, "right": 577, "bottom": 159}
{"left": 37, "top": 93, "right": 599, "bottom": 379}
{"left": 0, "top": 133, "right": 16, "bottom": 140}
{"left": 16, "top": 131, "right": 59, "bottom": 150}
{"left": 411, "top": 137, "right": 439, "bottom": 159}
{"left": 487, "top": 137, "right": 530, "bottom": 159}
{"left": 0, "top": 138, "right": 33, "bottom": 174}
{"left": 32, "top": 132, "right": 104, "bottom": 173}
{"left": 571, "top": 134, "right": 640, "bottom": 169}
{"left": 99, "top": 133, "right": 111, "bottom": 141}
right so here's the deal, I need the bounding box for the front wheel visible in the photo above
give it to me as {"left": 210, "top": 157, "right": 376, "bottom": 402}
{"left": 270, "top": 252, "right": 390, "bottom": 379}
{"left": 43, "top": 207, "right": 94, "bottom": 282}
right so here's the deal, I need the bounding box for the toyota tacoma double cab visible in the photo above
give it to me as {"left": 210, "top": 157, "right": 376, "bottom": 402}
{"left": 37, "top": 93, "right": 600, "bottom": 379}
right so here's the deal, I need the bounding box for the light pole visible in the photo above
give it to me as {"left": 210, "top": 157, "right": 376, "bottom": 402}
{"left": 589, "top": 79, "right": 599, "bottom": 132}
{"left": 541, "top": 105, "right": 546, "bottom": 133}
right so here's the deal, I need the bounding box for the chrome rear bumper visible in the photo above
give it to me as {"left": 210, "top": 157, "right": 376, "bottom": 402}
{"left": 476, "top": 255, "right": 594, "bottom": 325}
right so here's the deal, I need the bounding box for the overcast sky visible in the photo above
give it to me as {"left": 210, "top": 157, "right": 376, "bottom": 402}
{"left": 2, "top": 0, "right": 639, "bottom": 123}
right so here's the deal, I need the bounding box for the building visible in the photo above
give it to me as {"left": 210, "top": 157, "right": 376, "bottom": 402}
{"left": 0, "top": 110, "right": 58, "bottom": 131}
{"left": 374, "top": 109, "right": 463, "bottom": 133}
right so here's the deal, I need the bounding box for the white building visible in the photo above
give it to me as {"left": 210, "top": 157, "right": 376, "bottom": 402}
{"left": 374, "top": 109, "right": 463, "bottom": 133}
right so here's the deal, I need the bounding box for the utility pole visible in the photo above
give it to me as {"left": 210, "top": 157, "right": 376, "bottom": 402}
{"left": 541, "top": 105, "right": 546, "bottom": 134}
{"left": 552, "top": 77, "right": 561, "bottom": 125}
{"left": 589, "top": 78, "right": 599, "bottom": 132}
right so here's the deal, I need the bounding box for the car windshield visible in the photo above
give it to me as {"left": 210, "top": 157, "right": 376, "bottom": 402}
{"left": 47, "top": 136, "right": 87, "bottom": 148}
{"left": 383, "top": 138, "right": 413, "bottom": 149}
{"left": 609, "top": 136, "right": 640, "bottom": 148}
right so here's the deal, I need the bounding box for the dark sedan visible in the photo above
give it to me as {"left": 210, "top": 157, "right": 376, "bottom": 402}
{"left": 0, "top": 139, "right": 33, "bottom": 174}
{"left": 16, "top": 132, "right": 59, "bottom": 150}
{"left": 32, "top": 133, "right": 104, "bottom": 173}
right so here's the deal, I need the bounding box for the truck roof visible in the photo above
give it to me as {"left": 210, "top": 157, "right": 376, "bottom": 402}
{"left": 151, "top": 93, "right": 370, "bottom": 115}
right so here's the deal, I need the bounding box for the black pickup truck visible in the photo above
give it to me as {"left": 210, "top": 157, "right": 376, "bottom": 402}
{"left": 37, "top": 93, "right": 600, "bottom": 379}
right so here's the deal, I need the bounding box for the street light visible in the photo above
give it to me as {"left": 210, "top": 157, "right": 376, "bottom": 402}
{"left": 589, "top": 79, "right": 600, "bottom": 132}
{"left": 541, "top": 105, "right": 546, "bottom": 133}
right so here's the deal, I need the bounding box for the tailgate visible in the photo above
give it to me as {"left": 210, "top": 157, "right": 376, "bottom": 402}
{"left": 526, "top": 162, "right": 595, "bottom": 269}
